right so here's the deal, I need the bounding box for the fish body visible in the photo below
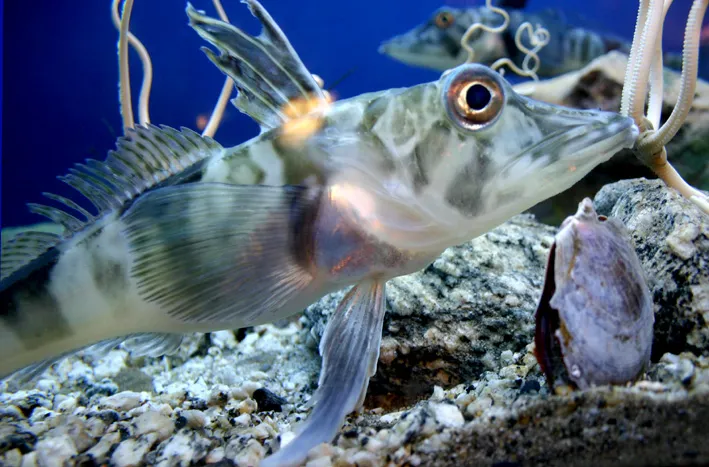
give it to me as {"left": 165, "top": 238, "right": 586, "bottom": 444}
{"left": 1, "top": 1, "right": 638, "bottom": 465}
{"left": 379, "top": 4, "right": 637, "bottom": 76}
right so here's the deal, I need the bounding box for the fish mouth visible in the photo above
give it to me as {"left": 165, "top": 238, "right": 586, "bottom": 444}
{"left": 379, "top": 34, "right": 461, "bottom": 71}
{"left": 544, "top": 113, "right": 638, "bottom": 165}
{"left": 509, "top": 98, "right": 639, "bottom": 176}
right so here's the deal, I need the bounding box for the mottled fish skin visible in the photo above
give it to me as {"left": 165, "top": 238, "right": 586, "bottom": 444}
{"left": 2, "top": 2, "right": 640, "bottom": 466}
{"left": 378, "top": 6, "right": 631, "bottom": 76}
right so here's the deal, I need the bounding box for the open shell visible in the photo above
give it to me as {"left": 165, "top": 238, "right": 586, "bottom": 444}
{"left": 534, "top": 198, "right": 654, "bottom": 390}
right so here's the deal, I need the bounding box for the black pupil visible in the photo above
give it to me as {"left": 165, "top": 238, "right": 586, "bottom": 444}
{"left": 466, "top": 84, "right": 491, "bottom": 111}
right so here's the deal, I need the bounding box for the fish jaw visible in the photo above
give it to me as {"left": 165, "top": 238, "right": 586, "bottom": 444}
{"left": 481, "top": 92, "right": 640, "bottom": 214}
{"left": 378, "top": 27, "right": 467, "bottom": 71}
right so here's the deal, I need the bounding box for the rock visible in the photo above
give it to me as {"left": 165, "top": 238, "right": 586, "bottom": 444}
{"left": 303, "top": 214, "right": 555, "bottom": 406}
{"left": 99, "top": 391, "right": 143, "bottom": 412}
{"left": 155, "top": 431, "right": 214, "bottom": 466}
{"left": 111, "top": 433, "right": 158, "bottom": 467}
{"left": 34, "top": 437, "right": 77, "bottom": 467}
{"left": 132, "top": 411, "right": 174, "bottom": 441}
{"left": 594, "top": 178, "right": 709, "bottom": 359}
{"left": 252, "top": 388, "right": 288, "bottom": 412}
{"left": 513, "top": 51, "right": 709, "bottom": 224}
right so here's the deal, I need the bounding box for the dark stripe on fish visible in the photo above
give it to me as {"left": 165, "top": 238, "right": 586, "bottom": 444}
{"left": 0, "top": 249, "right": 73, "bottom": 349}
{"left": 288, "top": 185, "right": 321, "bottom": 270}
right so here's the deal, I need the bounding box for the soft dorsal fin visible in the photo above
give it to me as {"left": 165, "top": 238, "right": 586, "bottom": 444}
{"left": 1, "top": 126, "right": 223, "bottom": 280}
{"left": 186, "top": 1, "right": 327, "bottom": 131}
{"left": 1, "top": 231, "right": 62, "bottom": 281}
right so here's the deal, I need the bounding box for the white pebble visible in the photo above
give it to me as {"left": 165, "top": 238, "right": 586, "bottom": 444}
{"left": 100, "top": 391, "right": 143, "bottom": 411}
{"left": 34, "top": 437, "right": 77, "bottom": 467}
{"left": 133, "top": 411, "right": 175, "bottom": 441}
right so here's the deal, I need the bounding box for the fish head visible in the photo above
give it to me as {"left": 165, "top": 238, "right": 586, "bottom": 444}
{"left": 430, "top": 63, "right": 638, "bottom": 231}
{"left": 336, "top": 63, "right": 638, "bottom": 252}
{"left": 378, "top": 7, "right": 506, "bottom": 71}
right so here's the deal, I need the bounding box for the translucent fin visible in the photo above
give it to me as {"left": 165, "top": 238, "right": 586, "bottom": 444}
{"left": 1, "top": 359, "right": 59, "bottom": 386}
{"left": 1, "top": 333, "right": 185, "bottom": 386}
{"left": 121, "top": 183, "right": 325, "bottom": 327}
{"left": 28, "top": 125, "right": 222, "bottom": 235}
{"left": 261, "top": 281, "right": 387, "bottom": 467}
{"left": 121, "top": 333, "right": 184, "bottom": 357}
{"left": 186, "top": 1, "right": 327, "bottom": 130}
{"left": 1, "top": 231, "right": 62, "bottom": 280}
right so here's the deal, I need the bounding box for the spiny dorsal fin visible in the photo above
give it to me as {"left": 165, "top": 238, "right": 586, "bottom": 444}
{"left": 3, "top": 125, "right": 222, "bottom": 280}
{"left": 186, "top": 1, "right": 327, "bottom": 131}
{"left": 28, "top": 125, "right": 223, "bottom": 236}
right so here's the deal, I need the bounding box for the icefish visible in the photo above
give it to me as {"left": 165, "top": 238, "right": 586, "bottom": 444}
{"left": 0, "top": 1, "right": 637, "bottom": 465}
{"left": 378, "top": 0, "right": 674, "bottom": 76}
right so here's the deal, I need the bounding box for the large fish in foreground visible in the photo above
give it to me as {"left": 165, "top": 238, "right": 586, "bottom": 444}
{"left": 0, "top": 1, "right": 638, "bottom": 465}
{"left": 379, "top": 0, "right": 680, "bottom": 76}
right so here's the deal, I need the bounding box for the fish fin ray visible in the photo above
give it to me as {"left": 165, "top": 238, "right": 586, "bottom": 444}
{"left": 1, "top": 231, "right": 62, "bottom": 280}
{"left": 121, "top": 333, "right": 185, "bottom": 357}
{"left": 261, "top": 281, "right": 386, "bottom": 467}
{"left": 1, "top": 333, "right": 187, "bottom": 386}
{"left": 121, "top": 183, "right": 325, "bottom": 326}
{"left": 186, "top": 1, "right": 326, "bottom": 130}
{"left": 29, "top": 125, "right": 222, "bottom": 234}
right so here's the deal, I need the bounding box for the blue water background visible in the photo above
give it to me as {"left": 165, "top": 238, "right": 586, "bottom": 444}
{"left": 2, "top": 0, "right": 706, "bottom": 227}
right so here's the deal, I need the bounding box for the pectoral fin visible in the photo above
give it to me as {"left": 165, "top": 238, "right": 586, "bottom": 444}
{"left": 121, "top": 183, "right": 329, "bottom": 328}
{"left": 261, "top": 280, "right": 386, "bottom": 467}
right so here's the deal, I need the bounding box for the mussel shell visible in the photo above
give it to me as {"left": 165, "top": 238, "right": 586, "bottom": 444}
{"left": 534, "top": 198, "right": 654, "bottom": 390}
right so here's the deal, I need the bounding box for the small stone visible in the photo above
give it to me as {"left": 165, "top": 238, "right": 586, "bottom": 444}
{"left": 34, "top": 437, "right": 77, "bottom": 467}
{"left": 1, "top": 448, "right": 23, "bottom": 467}
{"left": 111, "top": 433, "right": 157, "bottom": 467}
{"left": 253, "top": 388, "right": 288, "bottom": 412}
{"left": 238, "top": 399, "right": 258, "bottom": 415}
{"left": 100, "top": 391, "right": 143, "bottom": 411}
{"left": 205, "top": 447, "right": 225, "bottom": 463}
{"left": 19, "top": 451, "right": 37, "bottom": 467}
{"left": 157, "top": 431, "right": 212, "bottom": 465}
{"left": 211, "top": 330, "right": 238, "bottom": 349}
{"left": 208, "top": 385, "right": 231, "bottom": 406}
{"left": 430, "top": 402, "right": 464, "bottom": 428}
{"left": 35, "top": 380, "right": 59, "bottom": 394}
{"left": 305, "top": 456, "right": 332, "bottom": 467}
{"left": 85, "top": 431, "right": 121, "bottom": 462}
{"left": 180, "top": 409, "right": 207, "bottom": 429}
{"left": 346, "top": 451, "right": 379, "bottom": 467}
{"left": 519, "top": 380, "right": 541, "bottom": 394}
{"left": 232, "top": 413, "right": 251, "bottom": 426}
{"left": 133, "top": 411, "right": 175, "bottom": 441}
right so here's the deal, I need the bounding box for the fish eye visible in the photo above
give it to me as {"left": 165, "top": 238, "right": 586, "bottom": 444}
{"left": 434, "top": 11, "right": 454, "bottom": 29}
{"left": 444, "top": 66, "right": 505, "bottom": 131}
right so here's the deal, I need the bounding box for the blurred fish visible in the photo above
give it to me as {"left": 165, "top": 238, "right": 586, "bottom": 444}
{"left": 0, "top": 1, "right": 637, "bottom": 465}
{"left": 379, "top": 0, "right": 682, "bottom": 76}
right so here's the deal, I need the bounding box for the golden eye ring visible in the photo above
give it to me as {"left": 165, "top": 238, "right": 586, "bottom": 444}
{"left": 443, "top": 65, "right": 505, "bottom": 131}
{"left": 434, "top": 11, "right": 455, "bottom": 29}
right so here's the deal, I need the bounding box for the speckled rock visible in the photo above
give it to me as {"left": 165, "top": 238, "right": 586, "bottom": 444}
{"left": 303, "top": 215, "right": 555, "bottom": 406}
{"left": 594, "top": 178, "right": 709, "bottom": 359}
